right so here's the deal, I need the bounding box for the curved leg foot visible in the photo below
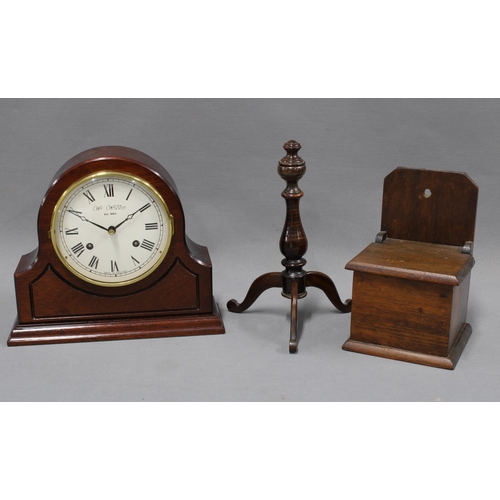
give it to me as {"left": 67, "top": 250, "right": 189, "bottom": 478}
{"left": 289, "top": 280, "right": 299, "bottom": 353}
{"left": 227, "top": 272, "right": 282, "bottom": 313}
{"left": 306, "top": 271, "right": 352, "bottom": 313}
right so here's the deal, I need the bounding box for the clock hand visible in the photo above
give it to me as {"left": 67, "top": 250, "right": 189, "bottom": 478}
{"left": 68, "top": 208, "right": 109, "bottom": 232}
{"left": 113, "top": 213, "right": 136, "bottom": 231}
{"left": 113, "top": 203, "right": 151, "bottom": 231}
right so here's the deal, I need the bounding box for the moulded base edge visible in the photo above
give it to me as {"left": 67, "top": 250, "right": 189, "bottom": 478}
{"left": 8, "top": 300, "right": 225, "bottom": 346}
{"left": 342, "top": 323, "right": 472, "bottom": 370}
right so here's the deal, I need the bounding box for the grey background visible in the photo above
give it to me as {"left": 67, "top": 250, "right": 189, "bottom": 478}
{"left": 1, "top": 98, "right": 498, "bottom": 402}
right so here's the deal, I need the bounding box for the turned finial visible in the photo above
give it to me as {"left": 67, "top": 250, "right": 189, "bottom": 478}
{"left": 278, "top": 140, "right": 306, "bottom": 192}
{"left": 281, "top": 140, "right": 304, "bottom": 164}
{"left": 279, "top": 140, "right": 306, "bottom": 168}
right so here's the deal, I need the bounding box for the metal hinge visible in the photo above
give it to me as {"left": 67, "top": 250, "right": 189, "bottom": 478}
{"left": 462, "top": 241, "right": 474, "bottom": 255}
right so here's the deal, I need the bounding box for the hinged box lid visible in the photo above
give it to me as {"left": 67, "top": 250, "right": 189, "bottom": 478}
{"left": 345, "top": 238, "right": 474, "bottom": 286}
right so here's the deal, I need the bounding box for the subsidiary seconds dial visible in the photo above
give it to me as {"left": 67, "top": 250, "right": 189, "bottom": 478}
{"left": 51, "top": 171, "right": 173, "bottom": 287}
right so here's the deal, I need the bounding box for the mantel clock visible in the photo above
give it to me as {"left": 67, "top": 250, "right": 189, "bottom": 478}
{"left": 9, "top": 146, "right": 225, "bottom": 346}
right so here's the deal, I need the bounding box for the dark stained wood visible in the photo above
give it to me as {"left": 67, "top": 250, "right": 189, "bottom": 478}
{"left": 10, "top": 299, "right": 225, "bottom": 346}
{"left": 227, "top": 273, "right": 282, "bottom": 312}
{"left": 346, "top": 238, "right": 474, "bottom": 286}
{"left": 9, "top": 146, "right": 225, "bottom": 346}
{"left": 227, "top": 140, "right": 351, "bottom": 353}
{"left": 381, "top": 167, "right": 478, "bottom": 247}
{"left": 343, "top": 167, "right": 478, "bottom": 369}
{"left": 289, "top": 280, "right": 299, "bottom": 353}
{"left": 305, "top": 271, "right": 352, "bottom": 312}
{"left": 347, "top": 272, "right": 466, "bottom": 357}
{"left": 342, "top": 324, "right": 472, "bottom": 370}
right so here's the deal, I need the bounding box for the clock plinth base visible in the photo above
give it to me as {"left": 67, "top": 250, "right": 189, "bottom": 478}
{"left": 342, "top": 323, "right": 472, "bottom": 370}
{"left": 8, "top": 299, "right": 225, "bottom": 346}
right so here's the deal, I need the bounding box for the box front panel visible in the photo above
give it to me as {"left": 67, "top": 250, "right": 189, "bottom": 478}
{"left": 350, "top": 272, "right": 453, "bottom": 357}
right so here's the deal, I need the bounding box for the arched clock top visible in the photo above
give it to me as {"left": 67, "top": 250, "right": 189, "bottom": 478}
{"left": 40, "top": 146, "right": 186, "bottom": 243}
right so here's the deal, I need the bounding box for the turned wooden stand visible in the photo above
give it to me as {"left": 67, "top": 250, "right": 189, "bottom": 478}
{"left": 227, "top": 140, "right": 351, "bottom": 353}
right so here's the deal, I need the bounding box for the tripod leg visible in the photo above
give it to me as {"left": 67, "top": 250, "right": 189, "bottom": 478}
{"left": 227, "top": 272, "right": 282, "bottom": 313}
{"left": 306, "top": 271, "right": 352, "bottom": 313}
{"left": 289, "top": 280, "right": 299, "bottom": 353}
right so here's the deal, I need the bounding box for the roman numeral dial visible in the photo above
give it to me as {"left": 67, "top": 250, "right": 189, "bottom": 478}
{"left": 89, "top": 255, "right": 99, "bottom": 269}
{"left": 83, "top": 190, "right": 96, "bottom": 203}
{"left": 71, "top": 242, "right": 85, "bottom": 257}
{"left": 103, "top": 184, "right": 114, "bottom": 197}
{"left": 51, "top": 171, "right": 173, "bottom": 287}
{"left": 140, "top": 239, "right": 155, "bottom": 252}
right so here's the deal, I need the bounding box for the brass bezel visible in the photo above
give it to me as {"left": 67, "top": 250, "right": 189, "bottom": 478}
{"left": 50, "top": 171, "right": 174, "bottom": 287}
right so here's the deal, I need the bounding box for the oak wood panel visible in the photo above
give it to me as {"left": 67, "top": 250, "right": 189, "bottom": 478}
{"left": 344, "top": 167, "right": 477, "bottom": 369}
{"left": 349, "top": 272, "right": 453, "bottom": 357}
{"left": 381, "top": 167, "right": 478, "bottom": 247}
{"left": 346, "top": 238, "right": 474, "bottom": 285}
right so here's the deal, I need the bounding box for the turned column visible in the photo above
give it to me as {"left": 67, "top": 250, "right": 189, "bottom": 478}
{"left": 227, "top": 140, "right": 351, "bottom": 353}
{"left": 278, "top": 140, "right": 308, "bottom": 299}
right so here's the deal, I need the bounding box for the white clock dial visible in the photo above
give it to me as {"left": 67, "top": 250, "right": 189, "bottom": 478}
{"left": 51, "top": 171, "right": 173, "bottom": 287}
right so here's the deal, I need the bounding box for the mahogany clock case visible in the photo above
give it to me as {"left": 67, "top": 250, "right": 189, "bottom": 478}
{"left": 8, "top": 146, "right": 225, "bottom": 346}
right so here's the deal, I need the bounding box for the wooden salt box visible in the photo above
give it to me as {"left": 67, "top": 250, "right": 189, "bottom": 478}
{"left": 343, "top": 167, "right": 478, "bottom": 369}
